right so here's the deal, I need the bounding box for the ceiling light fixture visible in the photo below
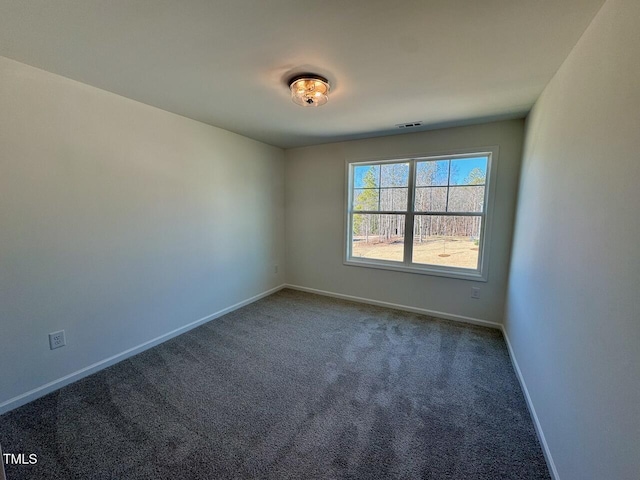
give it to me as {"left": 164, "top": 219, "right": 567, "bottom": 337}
{"left": 289, "top": 74, "right": 330, "bottom": 107}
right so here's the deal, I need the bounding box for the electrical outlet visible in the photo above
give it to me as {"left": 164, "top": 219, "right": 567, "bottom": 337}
{"left": 274, "top": 265, "right": 279, "bottom": 274}
{"left": 49, "top": 330, "right": 66, "bottom": 350}
{"left": 471, "top": 287, "right": 481, "bottom": 299}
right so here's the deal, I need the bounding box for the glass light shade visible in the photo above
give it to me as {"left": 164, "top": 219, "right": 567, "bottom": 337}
{"left": 289, "top": 76, "right": 330, "bottom": 107}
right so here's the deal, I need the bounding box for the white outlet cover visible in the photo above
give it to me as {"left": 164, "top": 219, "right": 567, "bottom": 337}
{"left": 471, "top": 287, "right": 481, "bottom": 299}
{"left": 49, "top": 330, "right": 66, "bottom": 350}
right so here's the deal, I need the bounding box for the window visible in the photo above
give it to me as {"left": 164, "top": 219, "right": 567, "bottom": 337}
{"left": 345, "top": 149, "right": 496, "bottom": 281}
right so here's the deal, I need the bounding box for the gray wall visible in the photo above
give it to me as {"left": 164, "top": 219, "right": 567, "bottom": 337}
{"left": 285, "top": 120, "right": 524, "bottom": 325}
{"left": 504, "top": 0, "right": 640, "bottom": 478}
{"left": 0, "top": 56, "right": 285, "bottom": 410}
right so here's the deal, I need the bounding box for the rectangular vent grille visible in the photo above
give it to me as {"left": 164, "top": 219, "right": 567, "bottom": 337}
{"left": 396, "top": 121, "right": 423, "bottom": 129}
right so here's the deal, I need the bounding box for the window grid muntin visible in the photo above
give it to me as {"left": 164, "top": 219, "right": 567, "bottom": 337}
{"left": 351, "top": 162, "right": 409, "bottom": 212}
{"left": 347, "top": 154, "right": 490, "bottom": 274}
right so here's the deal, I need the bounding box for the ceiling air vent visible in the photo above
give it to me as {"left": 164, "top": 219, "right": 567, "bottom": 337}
{"left": 396, "top": 121, "right": 423, "bottom": 129}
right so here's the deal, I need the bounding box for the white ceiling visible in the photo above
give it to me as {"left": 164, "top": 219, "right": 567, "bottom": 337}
{"left": 0, "top": 0, "right": 604, "bottom": 148}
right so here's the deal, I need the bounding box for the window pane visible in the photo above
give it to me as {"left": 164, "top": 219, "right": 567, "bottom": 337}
{"left": 353, "top": 188, "right": 379, "bottom": 211}
{"left": 352, "top": 214, "right": 405, "bottom": 262}
{"left": 416, "top": 160, "right": 449, "bottom": 186}
{"left": 450, "top": 157, "right": 487, "bottom": 186}
{"left": 380, "top": 162, "right": 409, "bottom": 187}
{"left": 448, "top": 186, "right": 485, "bottom": 212}
{"left": 414, "top": 187, "right": 447, "bottom": 212}
{"left": 412, "top": 215, "right": 482, "bottom": 269}
{"left": 354, "top": 165, "right": 380, "bottom": 188}
{"left": 380, "top": 187, "right": 408, "bottom": 211}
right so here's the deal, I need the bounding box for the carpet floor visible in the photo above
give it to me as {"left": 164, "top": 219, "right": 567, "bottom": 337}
{"left": 0, "top": 289, "right": 550, "bottom": 479}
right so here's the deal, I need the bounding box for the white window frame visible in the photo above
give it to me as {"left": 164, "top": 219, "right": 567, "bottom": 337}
{"left": 344, "top": 146, "right": 498, "bottom": 282}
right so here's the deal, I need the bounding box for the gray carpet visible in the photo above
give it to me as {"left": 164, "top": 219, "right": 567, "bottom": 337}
{"left": 0, "top": 289, "right": 550, "bottom": 479}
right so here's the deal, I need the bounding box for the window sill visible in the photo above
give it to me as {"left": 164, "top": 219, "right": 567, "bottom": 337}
{"left": 344, "top": 258, "right": 487, "bottom": 282}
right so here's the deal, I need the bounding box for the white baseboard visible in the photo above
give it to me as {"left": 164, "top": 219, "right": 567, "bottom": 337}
{"left": 0, "top": 284, "right": 286, "bottom": 416}
{"left": 283, "top": 284, "right": 502, "bottom": 330}
{"left": 284, "top": 285, "right": 556, "bottom": 476}
{"left": 1, "top": 282, "right": 557, "bottom": 480}
{"left": 502, "top": 326, "right": 559, "bottom": 480}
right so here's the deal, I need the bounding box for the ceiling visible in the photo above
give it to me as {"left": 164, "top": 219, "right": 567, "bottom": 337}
{"left": 0, "top": 0, "right": 604, "bottom": 148}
